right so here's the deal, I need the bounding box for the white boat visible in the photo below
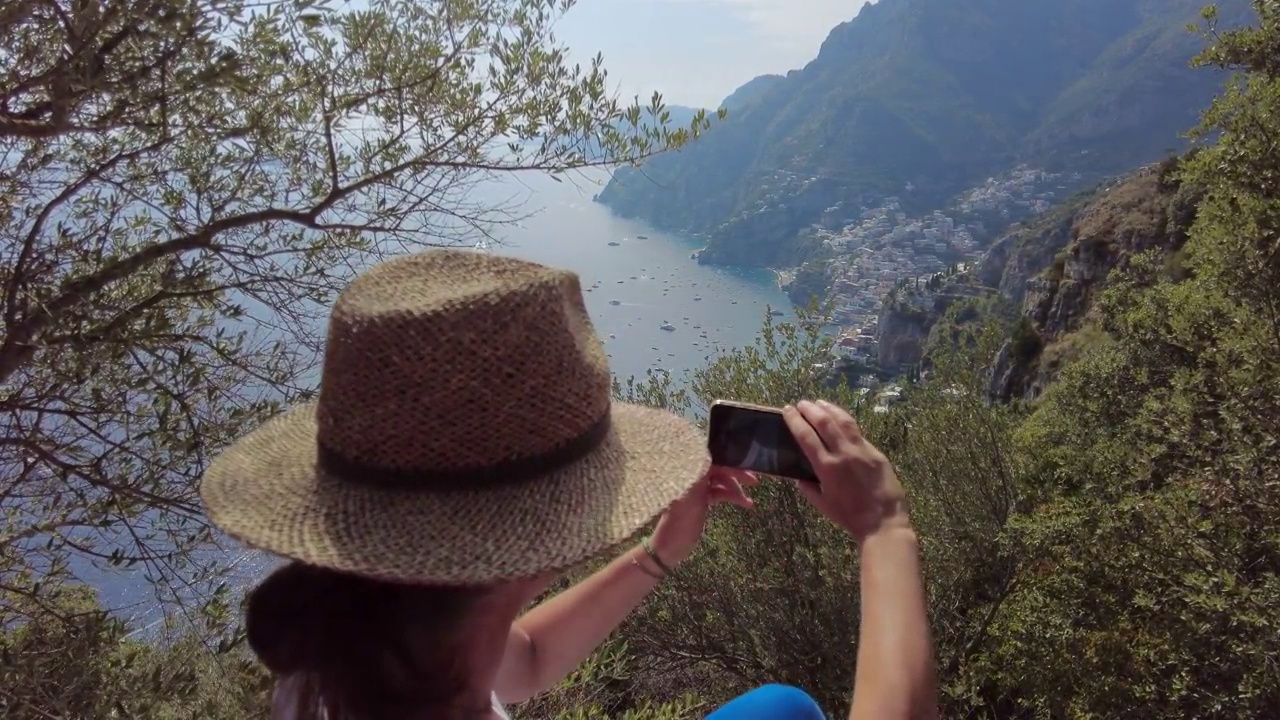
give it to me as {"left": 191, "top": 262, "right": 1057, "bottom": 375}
{"left": 660, "top": 323, "right": 676, "bottom": 332}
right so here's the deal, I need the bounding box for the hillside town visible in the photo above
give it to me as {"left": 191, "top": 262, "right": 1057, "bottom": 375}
{"left": 803, "top": 167, "right": 1079, "bottom": 365}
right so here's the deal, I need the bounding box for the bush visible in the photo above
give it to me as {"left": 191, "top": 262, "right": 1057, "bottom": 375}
{"left": 1, "top": 585, "right": 271, "bottom": 719}
{"left": 513, "top": 640, "right": 706, "bottom": 720}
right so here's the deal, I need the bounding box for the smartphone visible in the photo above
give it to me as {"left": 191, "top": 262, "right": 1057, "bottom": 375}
{"left": 707, "top": 400, "right": 818, "bottom": 483}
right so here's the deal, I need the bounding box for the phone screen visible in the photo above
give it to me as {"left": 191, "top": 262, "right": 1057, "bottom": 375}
{"left": 707, "top": 402, "right": 818, "bottom": 482}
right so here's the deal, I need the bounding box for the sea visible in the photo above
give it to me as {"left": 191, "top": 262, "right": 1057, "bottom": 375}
{"left": 476, "top": 171, "right": 795, "bottom": 382}
{"left": 91, "top": 168, "right": 796, "bottom": 629}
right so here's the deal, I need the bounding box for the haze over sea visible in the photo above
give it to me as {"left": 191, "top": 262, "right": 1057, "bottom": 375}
{"left": 98, "top": 169, "right": 795, "bottom": 626}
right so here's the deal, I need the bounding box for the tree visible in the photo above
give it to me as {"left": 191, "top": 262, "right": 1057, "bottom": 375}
{"left": 0, "top": 0, "right": 717, "bottom": 619}
{"left": 962, "top": 5, "right": 1280, "bottom": 715}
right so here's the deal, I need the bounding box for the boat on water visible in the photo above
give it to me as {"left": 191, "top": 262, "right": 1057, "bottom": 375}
{"left": 609, "top": 299, "right": 622, "bottom": 306}
{"left": 636, "top": 234, "right": 649, "bottom": 239}
{"left": 660, "top": 323, "right": 676, "bottom": 332}
{"left": 770, "top": 309, "right": 785, "bottom": 317}
{"left": 607, "top": 241, "right": 621, "bottom": 247}
{"left": 693, "top": 296, "right": 703, "bottom": 301}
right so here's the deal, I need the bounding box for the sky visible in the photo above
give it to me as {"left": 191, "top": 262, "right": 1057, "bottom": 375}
{"left": 554, "top": 0, "right": 874, "bottom": 109}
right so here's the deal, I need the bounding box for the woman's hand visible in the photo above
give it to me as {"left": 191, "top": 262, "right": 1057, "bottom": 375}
{"left": 782, "top": 400, "right": 911, "bottom": 544}
{"left": 648, "top": 466, "right": 757, "bottom": 566}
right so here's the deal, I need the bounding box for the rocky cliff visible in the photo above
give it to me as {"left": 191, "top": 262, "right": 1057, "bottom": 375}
{"left": 975, "top": 188, "right": 1102, "bottom": 305}
{"left": 876, "top": 303, "right": 933, "bottom": 371}
{"left": 875, "top": 280, "right": 998, "bottom": 372}
{"left": 986, "top": 161, "right": 1202, "bottom": 399}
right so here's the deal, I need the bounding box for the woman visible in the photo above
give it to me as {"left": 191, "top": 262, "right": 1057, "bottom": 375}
{"left": 200, "top": 249, "right": 936, "bottom": 719}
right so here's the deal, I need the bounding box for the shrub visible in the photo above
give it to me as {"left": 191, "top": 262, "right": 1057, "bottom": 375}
{"left": 1, "top": 585, "right": 270, "bottom": 719}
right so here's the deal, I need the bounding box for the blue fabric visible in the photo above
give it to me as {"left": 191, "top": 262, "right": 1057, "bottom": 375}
{"left": 706, "top": 684, "right": 825, "bottom": 720}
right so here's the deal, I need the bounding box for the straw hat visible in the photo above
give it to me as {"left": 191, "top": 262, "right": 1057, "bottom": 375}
{"left": 200, "top": 249, "right": 709, "bottom": 585}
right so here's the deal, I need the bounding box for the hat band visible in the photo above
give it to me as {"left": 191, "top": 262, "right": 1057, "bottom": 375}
{"left": 315, "top": 411, "right": 613, "bottom": 490}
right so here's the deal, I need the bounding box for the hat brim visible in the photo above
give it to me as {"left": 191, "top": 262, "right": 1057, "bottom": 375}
{"left": 200, "top": 402, "right": 709, "bottom": 585}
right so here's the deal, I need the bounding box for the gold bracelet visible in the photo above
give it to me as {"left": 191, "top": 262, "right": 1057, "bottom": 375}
{"left": 631, "top": 556, "right": 665, "bottom": 581}
{"left": 640, "top": 537, "right": 675, "bottom": 576}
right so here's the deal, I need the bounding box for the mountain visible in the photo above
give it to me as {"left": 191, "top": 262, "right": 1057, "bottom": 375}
{"left": 596, "top": 0, "right": 1249, "bottom": 268}
{"left": 720, "top": 74, "right": 785, "bottom": 112}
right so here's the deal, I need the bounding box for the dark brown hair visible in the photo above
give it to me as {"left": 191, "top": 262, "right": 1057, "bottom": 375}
{"left": 246, "top": 562, "right": 493, "bottom": 719}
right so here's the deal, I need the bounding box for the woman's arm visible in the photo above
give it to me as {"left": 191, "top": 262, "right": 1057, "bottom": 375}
{"left": 494, "top": 467, "right": 754, "bottom": 703}
{"left": 494, "top": 543, "right": 663, "bottom": 703}
{"left": 783, "top": 401, "right": 938, "bottom": 720}
{"left": 850, "top": 525, "right": 937, "bottom": 720}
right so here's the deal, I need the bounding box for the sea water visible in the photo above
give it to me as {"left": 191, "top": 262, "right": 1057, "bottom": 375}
{"left": 479, "top": 170, "right": 794, "bottom": 384}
